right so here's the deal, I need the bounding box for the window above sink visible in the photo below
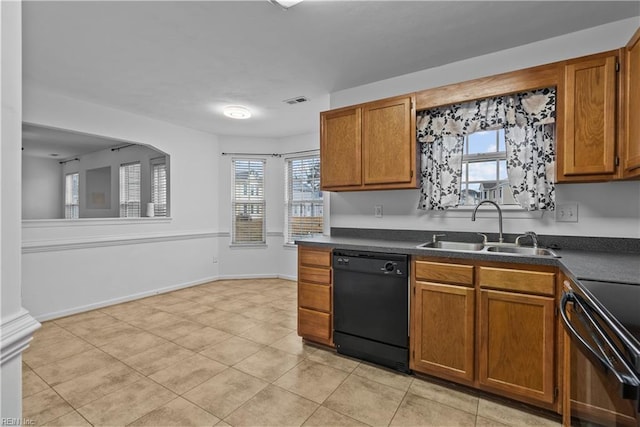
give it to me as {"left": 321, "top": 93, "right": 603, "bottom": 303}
{"left": 461, "top": 129, "right": 517, "bottom": 208}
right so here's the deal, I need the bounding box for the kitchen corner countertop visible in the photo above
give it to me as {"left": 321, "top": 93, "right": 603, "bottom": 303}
{"left": 296, "top": 236, "right": 640, "bottom": 286}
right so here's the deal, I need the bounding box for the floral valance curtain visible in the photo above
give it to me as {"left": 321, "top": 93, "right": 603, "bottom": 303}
{"left": 417, "top": 87, "right": 556, "bottom": 211}
{"left": 503, "top": 89, "right": 556, "bottom": 210}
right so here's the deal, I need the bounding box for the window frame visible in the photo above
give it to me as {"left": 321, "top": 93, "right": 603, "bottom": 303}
{"left": 284, "top": 152, "right": 323, "bottom": 245}
{"left": 231, "top": 158, "right": 267, "bottom": 246}
{"left": 64, "top": 172, "right": 80, "bottom": 219}
{"left": 119, "top": 161, "right": 142, "bottom": 218}
{"left": 150, "top": 156, "right": 168, "bottom": 217}
{"left": 459, "top": 128, "right": 518, "bottom": 208}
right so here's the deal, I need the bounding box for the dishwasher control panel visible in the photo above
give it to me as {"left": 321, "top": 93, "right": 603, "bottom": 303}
{"left": 333, "top": 251, "right": 407, "bottom": 277}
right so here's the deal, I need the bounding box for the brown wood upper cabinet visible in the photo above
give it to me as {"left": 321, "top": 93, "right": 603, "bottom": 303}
{"left": 320, "top": 94, "right": 418, "bottom": 191}
{"left": 558, "top": 27, "right": 640, "bottom": 182}
{"left": 623, "top": 27, "right": 640, "bottom": 179}
{"left": 557, "top": 50, "right": 619, "bottom": 182}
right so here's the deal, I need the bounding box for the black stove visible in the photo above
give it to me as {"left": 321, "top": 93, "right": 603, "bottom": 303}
{"left": 560, "top": 277, "right": 640, "bottom": 425}
{"left": 579, "top": 279, "right": 640, "bottom": 370}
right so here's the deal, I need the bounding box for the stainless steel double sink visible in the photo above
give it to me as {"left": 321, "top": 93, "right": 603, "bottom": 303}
{"left": 416, "top": 240, "right": 559, "bottom": 257}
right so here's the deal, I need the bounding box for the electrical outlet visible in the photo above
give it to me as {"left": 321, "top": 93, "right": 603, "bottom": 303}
{"left": 556, "top": 203, "right": 578, "bottom": 222}
{"left": 374, "top": 205, "right": 383, "bottom": 218}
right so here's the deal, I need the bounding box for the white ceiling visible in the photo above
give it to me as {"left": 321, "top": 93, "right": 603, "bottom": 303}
{"left": 22, "top": 1, "right": 640, "bottom": 139}
{"left": 22, "top": 123, "right": 135, "bottom": 159}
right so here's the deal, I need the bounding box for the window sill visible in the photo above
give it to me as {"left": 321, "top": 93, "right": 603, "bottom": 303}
{"left": 22, "top": 217, "right": 173, "bottom": 228}
{"left": 229, "top": 243, "right": 268, "bottom": 249}
{"left": 283, "top": 243, "right": 297, "bottom": 249}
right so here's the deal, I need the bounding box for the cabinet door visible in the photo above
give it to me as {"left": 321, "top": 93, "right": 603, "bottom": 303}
{"left": 320, "top": 107, "right": 362, "bottom": 189}
{"left": 559, "top": 52, "right": 617, "bottom": 181}
{"left": 478, "top": 289, "right": 555, "bottom": 405}
{"left": 411, "top": 281, "right": 475, "bottom": 384}
{"left": 623, "top": 27, "right": 640, "bottom": 178}
{"left": 362, "top": 95, "right": 417, "bottom": 188}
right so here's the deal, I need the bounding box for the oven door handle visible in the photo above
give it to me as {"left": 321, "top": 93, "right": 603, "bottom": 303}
{"left": 560, "top": 291, "right": 640, "bottom": 400}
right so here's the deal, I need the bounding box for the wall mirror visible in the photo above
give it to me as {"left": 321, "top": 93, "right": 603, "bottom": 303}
{"left": 22, "top": 123, "right": 170, "bottom": 220}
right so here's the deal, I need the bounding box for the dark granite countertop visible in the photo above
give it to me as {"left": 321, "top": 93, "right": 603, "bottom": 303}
{"left": 554, "top": 250, "right": 640, "bottom": 285}
{"left": 296, "top": 234, "right": 640, "bottom": 286}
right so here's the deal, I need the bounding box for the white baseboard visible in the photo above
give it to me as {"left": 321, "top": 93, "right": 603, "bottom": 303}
{"left": 217, "top": 273, "right": 297, "bottom": 281}
{"left": 34, "top": 274, "right": 298, "bottom": 322}
{"left": 217, "top": 274, "right": 280, "bottom": 280}
{"left": 34, "top": 275, "right": 220, "bottom": 322}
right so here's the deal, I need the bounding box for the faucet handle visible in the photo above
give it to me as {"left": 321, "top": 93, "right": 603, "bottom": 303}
{"left": 432, "top": 233, "right": 446, "bottom": 243}
{"left": 516, "top": 231, "right": 539, "bottom": 248}
{"left": 476, "top": 233, "right": 488, "bottom": 244}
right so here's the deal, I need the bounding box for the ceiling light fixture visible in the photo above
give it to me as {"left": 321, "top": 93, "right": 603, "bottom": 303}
{"left": 268, "top": 0, "right": 304, "bottom": 10}
{"left": 223, "top": 105, "right": 252, "bottom": 120}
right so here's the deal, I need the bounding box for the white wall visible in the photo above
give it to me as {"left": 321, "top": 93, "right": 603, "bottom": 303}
{"left": 22, "top": 155, "right": 63, "bottom": 219}
{"left": 22, "top": 86, "right": 221, "bottom": 320}
{"left": 329, "top": 18, "right": 640, "bottom": 239}
{"left": 216, "top": 132, "right": 321, "bottom": 280}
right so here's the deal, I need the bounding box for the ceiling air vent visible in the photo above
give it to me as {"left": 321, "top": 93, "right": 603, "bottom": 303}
{"left": 283, "top": 96, "right": 309, "bottom": 105}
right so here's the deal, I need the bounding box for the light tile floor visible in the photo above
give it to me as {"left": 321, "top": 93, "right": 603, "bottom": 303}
{"left": 22, "top": 278, "right": 561, "bottom": 426}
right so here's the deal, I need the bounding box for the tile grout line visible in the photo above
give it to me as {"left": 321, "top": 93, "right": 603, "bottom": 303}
{"left": 24, "top": 279, "right": 302, "bottom": 426}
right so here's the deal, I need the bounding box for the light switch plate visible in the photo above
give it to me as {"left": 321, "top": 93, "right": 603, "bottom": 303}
{"left": 374, "top": 205, "right": 383, "bottom": 218}
{"left": 556, "top": 203, "right": 578, "bottom": 222}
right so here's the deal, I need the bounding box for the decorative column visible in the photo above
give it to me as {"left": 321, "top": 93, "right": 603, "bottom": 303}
{"left": 1, "top": 0, "right": 41, "bottom": 419}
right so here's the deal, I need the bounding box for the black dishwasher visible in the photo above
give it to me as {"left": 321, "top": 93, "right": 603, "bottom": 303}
{"left": 333, "top": 250, "right": 410, "bottom": 373}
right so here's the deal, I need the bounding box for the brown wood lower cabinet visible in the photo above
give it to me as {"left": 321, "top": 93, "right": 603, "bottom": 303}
{"left": 411, "top": 256, "right": 560, "bottom": 412}
{"left": 297, "top": 245, "right": 333, "bottom": 347}
{"left": 298, "top": 307, "right": 331, "bottom": 342}
{"left": 478, "top": 289, "right": 556, "bottom": 405}
{"left": 411, "top": 281, "right": 475, "bottom": 384}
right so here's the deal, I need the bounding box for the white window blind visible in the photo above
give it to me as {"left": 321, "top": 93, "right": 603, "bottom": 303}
{"left": 119, "top": 162, "right": 141, "bottom": 217}
{"left": 285, "top": 154, "right": 323, "bottom": 244}
{"left": 151, "top": 158, "right": 167, "bottom": 217}
{"left": 64, "top": 172, "right": 79, "bottom": 219}
{"left": 232, "top": 159, "right": 266, "bottom": 244}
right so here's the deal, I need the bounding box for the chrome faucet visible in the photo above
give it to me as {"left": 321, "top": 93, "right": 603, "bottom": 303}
{"left": 516, "top": 231, "right": 539, "bottom": 248}
{"left": 432, "top": 233, "right": 446, "bottom": 243}
{"left": 471, "top": 200, "right": 504, "bottom": 243}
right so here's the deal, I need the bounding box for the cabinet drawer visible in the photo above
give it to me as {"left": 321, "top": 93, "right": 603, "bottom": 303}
{"left": 298, "top": 308, "right": 331, "bottom": 340}
{"left": 478, "top": 267, "right": 555, "bottom": 296}
{"left": 299, "top": 282, "right": 331, "bottom": 312}
{"left": 299, "top": 248, "right": 331, "bottom": 267}
{"left": 299, "top": 266, "right": 331, "bottom": 284}
{"left": 415, "top": 261, "right": 474, "bottom": 286}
